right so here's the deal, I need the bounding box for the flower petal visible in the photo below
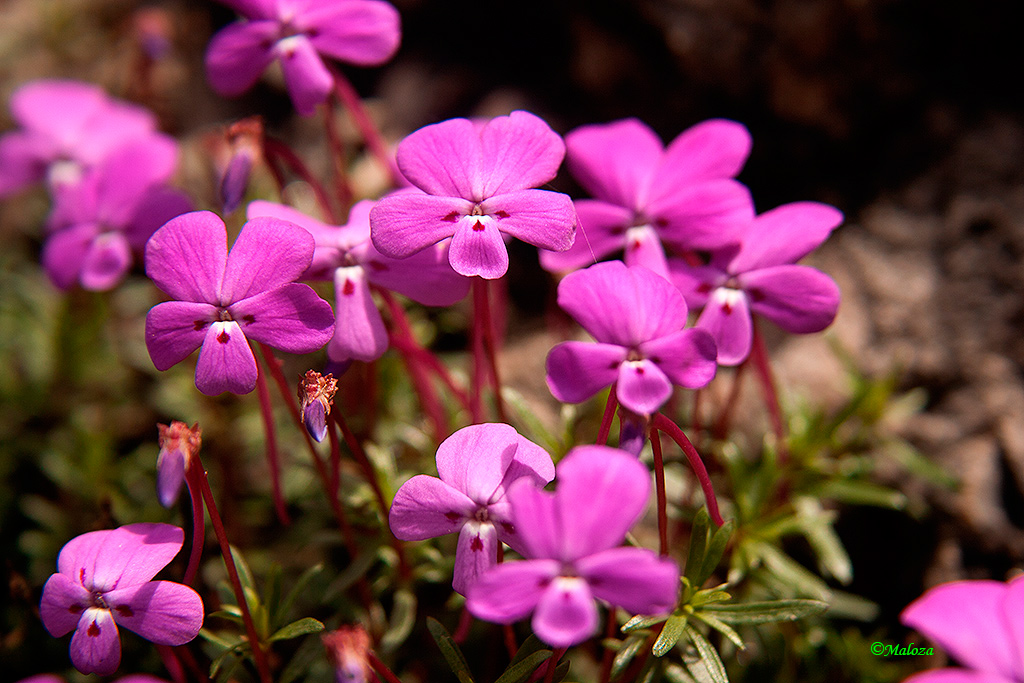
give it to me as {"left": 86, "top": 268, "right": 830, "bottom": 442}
{"left": 104, "top": 580, "right": 204, "bottom": 645}
{"left": 222, "top": 217, "right": 315, "bottom": 303}
{"left": 538, "top": 199, "right": 632, "bottom": 273}
{"left": 557, "top": 260, "right": 687, "bottom": 347}
{"left": 478, "top": 111, "right": 565, "bottom": 196}
{"left": 0, "top": 131, "right": 48, "bottom": 197}
{"left": 532, "top": 576, "right": 599, "bottom": 648}
{"left": 58, "top": 523, "right": 185, "bottom": 592}
{"left": 157, "top": 447, "right": 186, "bottom": 508}
{"left": 363, "top": 241, "right": 470, "bottom": 306}
{"left": 495, "top": 434, "right": 556, "bottom": 500}
{"left": 70, "top": 608, "right": 121, "bottom": 676}
{"left": 696, "top": 287, "right": 752, "bottom": 366}
{"left": 648, "top": 179, "right": 755, "bottom": 250}
{"left": 389, "top": 475, "right": 476, "bottom": 540}
{"left": 616, "top": 358, "right": 673, "bottom": 416}
{"left": 556, "top": 446, "right": 651, "bottom": 560}
{"left": 648, "top": 119, "right": 751, "bottom": 201}
{"left": 42, "top": 222, "right": 97, "bottom": 291}
{"left": 546, "top": 341, "right": 626, "bottom": 404}
{"left": 205, "top": 21, "right": 278, "bottom": 97}
{"left": 466, "top": 559, "right": 560, "bottom": 623}
{"left": 304, "top": 0, "right": 401, "bottom": 66}
{"left": 124, "top": 187, "right": 194, "bottom": 251}
{"left": 507, "top": 480, "right": 562, "bottom": 560}
{"left": 93, "top": 136, "right": 178, "bottom": 227}
{"left": 729, "top": 201, "right": 844, "bottom": 273}
{"left": 1003, "top": 576, "right": 1024, "bottom": 678}
{"left": 436, "top": 423, "right": 520, "bottom": 504}
{"left": 40, "top": 572, "right": 92, "bottom": 637}
{"left": 322, "top": 266, "right": 387, "bottom": 362}
{"left": 229, "top": 282, "right": 334, "bottom": 354}
{"left": 622, "top": 225, "right": 669, "bottom": 278}
{"left": 395, "top": 117, "right": 482, "bottom": 199}
{"left": 448, "top": 215, "right": 508, "bottom": 279}
{"left": 80, "top": 232, "right": 132, "bottom": 291}
{"left": 194, "top": 321, "right": 258, "bottom": 395}
{"left": 145, "top": 301, "right": 219, "bottom": 371}
{"left": 145, "top": 211, "right": 227, "bottom": 303}
{"left": 217, "top": 0, "right": 276, "bottom": 19}
{"left": 741, "top": 265, "right": 840, "bottom": 334}
{"left": 565, "top": 118, "right": 662, "bottom": 210}
{"left": 902, "top": 580, "right": 1018, "bottom": 680}
{"left": 453, "top": 521, "right": 498, "bottom": 596}
{"left": 577, "top": 546, "right": 680, "bottom": 614}
{"left": 481, "top": 189, "right": 576, "bottom": 252}
{"left": 11, "top": 80, "right": 106, "bottom": 141}
{"left": 640, "top": 329, "right": 718, "bottom": 389}
{"left": 370, "top": 192, "right": 473, "bottom": 258}
{"left": 276, "top": 35, "right": 334, "bottom": 116}
{"left": 902, "top": 672, "right": 1017, "bottom": 683}
{"left": 667, "top": 261, "right": 727, "bottom": 310}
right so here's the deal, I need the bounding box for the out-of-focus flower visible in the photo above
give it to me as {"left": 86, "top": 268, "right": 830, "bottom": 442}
{"left": 322, "top": 625, "right": 373, "bottom": 683}
{"left": 39, "top": 524, "right": 203, "bottom": 676}
{"left": 370, "top": 111, "right": 577, "bottom": 279}
{"left": 546, "top": 260, "right": 717, "bottom": 416}
{"left": 389, "top": 423, "right": 555, "bottom": 595}
{"left": 206, "top": 0, "right": 401, "bottom": 116}
{"left": 467, "top": 446, "right": 679, "bottom": 647}
{"left": 670, "top": 202, "right": 842, "bottom": 365}
{"left": 144, "top": 211, "right": 334, "bottom": 395}
{"left": 540, "top": 118, "right": 753, "bottom": 276}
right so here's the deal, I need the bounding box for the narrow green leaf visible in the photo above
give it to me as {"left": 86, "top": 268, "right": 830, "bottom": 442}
{"left": 228, "top": 545, "right": 256, "bottom": 594}
{"left": 276, "top": 564, "right": 322, "bottom": 627}
{"left": 701, "top": 599, "right": 828, "bottom": 624}
{"left": 684, "top": 623, "right": 728, "bottom": 683}
{"left": 552, "top": 659, "right": 570, "bottom": 683}
{"left": 690, "top": 589, "right": 731, "bottom": 608}
{"left": 623, "top": 613, "right": 670, "bottom": 633}
{"left": 611, "top": 635, "right": 647, "bottom": 681}
{"left": 197, "top": 628, "right": 239, "bottom": 649}
{"left": 794, "top": 498, "right": 853, "bottom": 584}
{"left": 693, "top": 611, "right": 744, "bottom": 650}
{"left": 508, "top": 635, "right": 548, "bottom": 667}
{"left": 653, "top": 614, "right": 688, "bottom": 657}
{"left": 494, "top": 650, "right": 552, "bottom": 683}
{"left": 813, "top": 479, "right": 907, "bottom": 510}
{"left": 426, "top": 617, "right": 474, "bottom": 683}
{"left": 685, "top": 508, "right": 711, "bottom": 587}
{"left": 664, "top": 663, "right": 698, "bottom": 683}
{"left": 210, "top": 647, "right": 241, "bottom": 679}
{"left": 268, "top": 617, "right": 325, "bottom": 642}
{"left": 699, "top": 519, "right": 735, "bottom": 586}
{"left": 755, "top": 543, "right": 831, "bottom": 600}
{"left": 207, "top": 607, "right": 243, "bottom": 624}
{"left": 379, "top": 589, "right": 417, "bottom": 653}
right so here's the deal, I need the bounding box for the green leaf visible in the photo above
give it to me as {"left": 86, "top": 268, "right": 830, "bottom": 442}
{"left": 426, "top": 617, "right": 474, "bottom": 683}
{"left": 268, "top": 617, "right": 325, "bottom": 642}
{"left": 207, "top": 607, "right": 244, "bottom": 624}
{"left": 685, "top": 508, "right": 711, "bottom": 587}
{"left": 209, "top": 646, "right": 243, "bottom": 679}
{"left": 508, "top": 635, "right": 548, "bottom": 667}
{"left": 275, "top": 564, "right": 322, "bottom": 627}
{"left": 690, "top": 588, "right": 731, "bottom": 608}
{"left": 552, "top": 659, "right": 570, "bottom": 683}
{"left": 494, "top": 650, "right": 553, "bottom": 683}
{"left": 794, "top": 498, "right": 853, "bottom": 584}
{"left": 611, "top": 634, "right": 647, "bottom": 681}
{"left": 813, "top": 479, "right": 907, "bottom": 510}
{"left": 652, "top": 614, "right": 688, "bottom": 657}
{"left": 754, "top": 542, "right": 832, "bottom": 600}
{"left": 699, "top": 519, "right": 735, "bottom": 587}
{"left": 684, "top": 623, "right": 728, "bottom": 683}
{"left": 379, "top": 588, "right": 417, "bottom": 653}
{"left": 701, "top": 599, "right": 828, "bottom": 624}
{"left": 664, "top": 664, "right": 698, "bottom": 683}
{"left": 228, "top": 545, "right": 256, "bottom": 594}
{"left": 623, "top": 613, "right": 670, "bottom": 633}
{"left": 692, "top": 611, "right": 745, "bottom": 650}
{"left": 197, "top": 628, "right": 240, "bottom": 649}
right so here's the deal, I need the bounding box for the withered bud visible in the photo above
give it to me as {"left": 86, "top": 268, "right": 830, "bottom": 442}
{"left": 298, "top": 370, "right": 338, "bottom": 443}
{"left": 156, "top": 421, "right": 202, "bottom": 508}
{"left": 322, "top": 625, "right": 372, "bottom": 683}
{"left": 210, "top": 117, "right": 264, "bottom": 214}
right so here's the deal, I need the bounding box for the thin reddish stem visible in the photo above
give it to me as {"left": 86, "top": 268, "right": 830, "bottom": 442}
{"left": 256, "top": 361, "right": 290, "bottom": 525}
{"left": 649, "top": 428, "right": 670, "bottom": 556}
{"left": 452, "top": 606, "right": 473, "bottom": 644}
{"left": 750, "top": 319, "right": 788, "bottom": 461}
{"left": 188, "top": 464, "right": 273, "bottom": 683}
{"left": 368, "top": 652, "right": 404, "bottom": 683}
{"left": 262, "top": 137, "right": 338, "bottom": 223}
{"left": 597, "top": 383, "right": 618, "bottom": 446}
{"left": 330, "top": 68, "right": 403, "bottom": 187}
{"left": 712, "top": 361, "right": 746, "bottom": 440}
{"left": 543, "top": 647, "right": 567, "bottom": 683}
{"left": 182, "top": 478, "right": 204, "bottom": 586}
{"left": 598, "top": 608, "right": 618, "bottom": 683}
{"left": 156, "top": 643, "right": 185, "bottom": 683}
{"left": 652, "top": 413, "right": 725, "bottom": 526}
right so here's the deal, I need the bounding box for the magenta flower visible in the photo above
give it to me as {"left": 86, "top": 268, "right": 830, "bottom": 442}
{"left": 467, "top": 446, "right": 679, "bottom": 648}
{"left": 389, "top": 423, "right": 555, "bottom": 595}
{"left": 144, "top": 211, "right": 335, "bottom": 395}
{"left": 247, "top": 198, "right": 468, "bottom": 366}
{"left": 0, "top": 79, "right": 164, "bottom": 198}
{"left": 205, "top": 0, "right": 400, "bottom": 116}
{"left": 900, "top": 576, "right": 1024, "bottom": 683}
{"left": 39, "top": 524, "right": 203, "bottom": 676}
{"left": 670, "top": 201, "right": 842, "bottom": 366}
{"left": 546, "top": 260, "right": 717, "bottom": 416}
{"left": 370, "top": 111, "right": 577, "bottom": 279}
{"left": 42, "top": 138, "right": 192, "bottom": 291}
{"left": 540, "top": 118, "right": 753, "bottom": 277}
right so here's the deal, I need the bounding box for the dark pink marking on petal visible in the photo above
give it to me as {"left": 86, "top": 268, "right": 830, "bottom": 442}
{"left": 69, "top": 603, "right": 84, "bottom": 614}
{"left": 472, "top": 220, "right": 485, "bottom": 232}
{"left": 115, "top": 605, "right": 134, "bottom": 618}
{"left": 342, "top": 278, "right": 355, "bottom": 295}
{"left": 87, "top": 620, "right": 101, "bottom": 637}
{"left": 367, "top": 260, "right": 388, "bottom": 271}
{"left": 193, "top": 320, "right": 208, "bottom": 331}
{"left": 242, "top": 314, "right": 255, "bottom": 325}
{"left": 445, "top": 511, "right": 461, "bottom": 524}
{"left": 442, "top": 212, "right": 460, "bottom": 223}
{"left": 470, "top": 535, "right": 483, "bottom": 552}
{"left": 217, "top": 330, "right": 230, "bottom": 344}
{"left": 494, "top": 210, "right": 510, "bottom": 219}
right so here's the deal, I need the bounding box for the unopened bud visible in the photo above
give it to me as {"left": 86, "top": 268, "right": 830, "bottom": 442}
{"left": 298, "top": 371, "right": 338, "bottom": 442}
{"left": 156, "top": 421, "right": 202, "bottom": 507}
{"left": 617, "top": 408, "right": 650, "bottom": 457}
{"left": 211, "top": 117, "right": 264, "bottom": 214}
{"left": 322, "top": 625, "right": 372, "bottom": 683}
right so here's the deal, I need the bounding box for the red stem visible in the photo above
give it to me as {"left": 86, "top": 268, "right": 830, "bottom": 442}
{"left": 262, "top": 137, "right": 338, "bottom": 223}
{"left": 750, "top": 319, "right": 788, "bottom": 461}
{"left": 649, "top": 428, "right": 670, "bottom": 556}
{"left": 452, "top": 605, "right": 473, "bottom": 644}
{"left": 368, "top": 652, "right": 404, "bottom": 683}
{"left": 330, "top": 68, "right": 403, "bottom": 187}
{"left": 255, "top": 360, "right": 290, "bottom": 525}
{"left": 712, "top": 361, "right": 746, "bottom": 440}
{"left": 597, "top": 383, "right": 618, "bottom": 446}
{"left": 156, "top": 643, "right": 185, "bottom": 683}
{"left": 543, "top": 647, "right": 567, "bottom": 683}
{"left": 598, "top": 609, "right": 617, "bottom": 683}
{"left": 182, "top": 478, "right": 205, "bottom": 586}
{"left": 652, "top": 413, "right": 725, "bottom": 526}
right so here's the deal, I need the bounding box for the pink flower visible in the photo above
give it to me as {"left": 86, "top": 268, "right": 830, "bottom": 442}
{"left": 540, "top": 118, "right": 753, "bottom": 277}
{"left": 901, "top": 576, "right": 1024, "bottom": 683}
{"left": 0, "top": 79, "right": 163, "bottom": 198}
{"left": 205, "top": 0, "right": 401, "bottom": 116}
{"left": 42, "top": 138, "right": 192, "bottom": 291}
{"left": 370, "top": 111, "right": 577, "bottom": 279}
{"left": 247, "top": 198, "right": 468, "bottom": 367}
{"left": 144, "top": 211, "right": 335, "bottom": 395}
{"left": 546, "top": 260, "right": 717, "bottom": 416}
{"left": 389, "top": 423, "right": 555, "bottom": 595}
{"left": 467, "top": 446, "right": 679, "bottom": 648}
{"left": 670, "top": 201, "right": 842, "bottom": 365}
{"left": 39, "top": 524, "right": 203, "bottom": 676}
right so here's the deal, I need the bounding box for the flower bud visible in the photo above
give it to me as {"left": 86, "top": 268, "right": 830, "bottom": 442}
{"left": 156, "top": 421, "right": 201, "bottom": 507}
{"left": 298, "top": 370, "right": 338, "bottom": 442}
{"left": 322, "top": 625, "right": 372, "bottom": 683}
{"left": 211, "top": 117, "right": 264, "bottom": 214}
